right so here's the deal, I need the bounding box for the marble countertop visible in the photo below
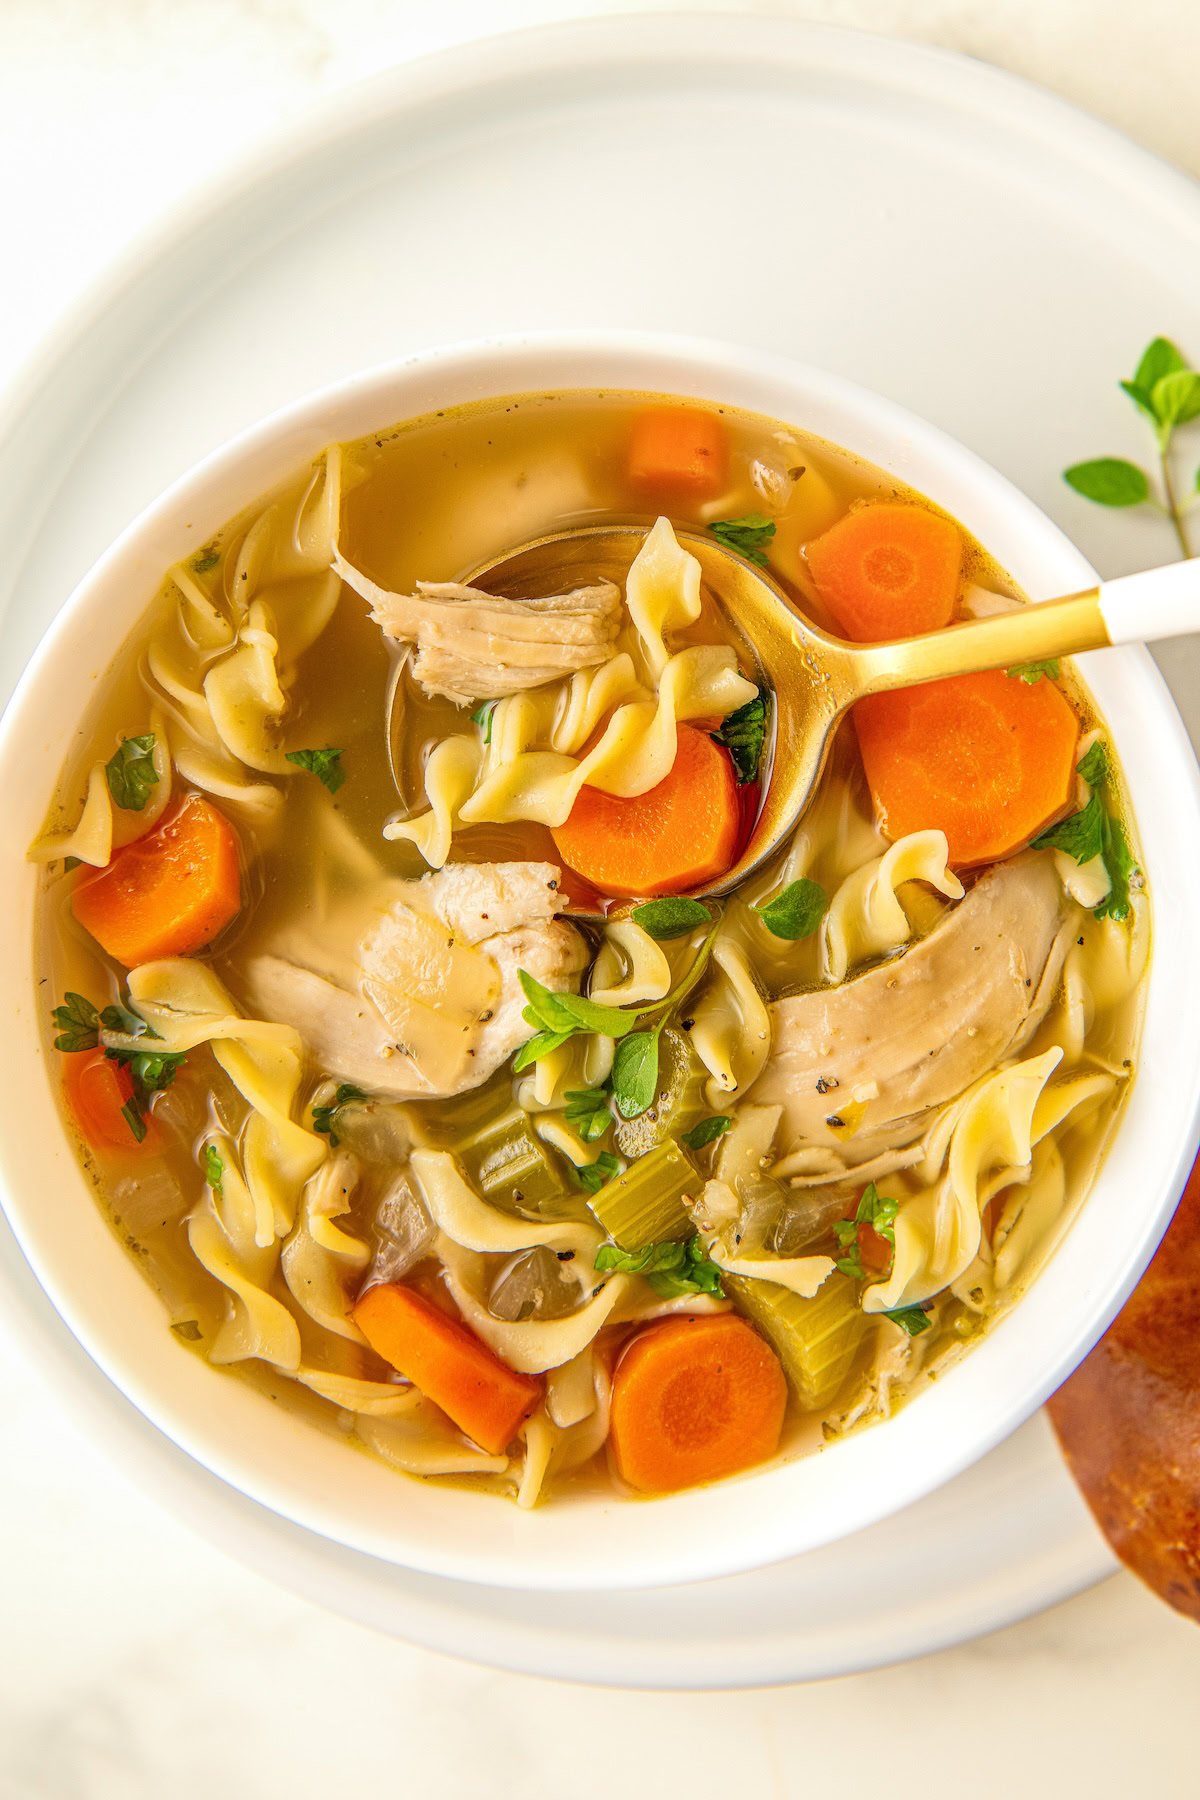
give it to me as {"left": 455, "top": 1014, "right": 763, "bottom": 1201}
{"left": 2, "top": 3, "right": 1198, "bottom": 1793}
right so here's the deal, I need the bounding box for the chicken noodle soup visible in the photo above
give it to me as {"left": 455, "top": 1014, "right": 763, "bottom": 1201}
{"left": 33, "top": 391, "right": 1149, "bottom": 1504}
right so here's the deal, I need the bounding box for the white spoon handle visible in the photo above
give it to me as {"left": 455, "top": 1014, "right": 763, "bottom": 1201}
{"left": 1099, "top": 558, "right": 1200, "bottom": 646}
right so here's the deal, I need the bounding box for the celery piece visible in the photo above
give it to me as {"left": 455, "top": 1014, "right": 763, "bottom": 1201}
{"left": 727, "top": 1271, "right": 869, "bottom": 1411}
{"left": 588, "top": 1137, "right": 699, "bottom": 1248}
{"left": 459, "top": 1106, "right": 568, "bottom": 1215}
{"left": 423, "top": 1078, "right": 569, "bottom": 1215}
{"left": 612, "top": 1028, "right": 709, "bottom": 1161}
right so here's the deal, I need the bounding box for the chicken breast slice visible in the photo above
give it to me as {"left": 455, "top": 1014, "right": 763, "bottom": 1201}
{"left": 240, "top": 862, "right": 587, "bottom": 1099}
{"left": 333, "top": 549, "right": 622, "bottom": 704}
{"left": 756, "top": 854, "right": 1074, "bottom": 1171}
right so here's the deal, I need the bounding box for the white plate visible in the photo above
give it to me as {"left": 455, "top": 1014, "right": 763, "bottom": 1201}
{"left": 3, "top": 14, "right": 1198, "bottom": 1684}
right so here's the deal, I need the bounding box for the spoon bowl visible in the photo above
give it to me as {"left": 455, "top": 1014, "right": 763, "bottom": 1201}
{"left": 442, "top": 523, "right": 1200, "bottom": 900}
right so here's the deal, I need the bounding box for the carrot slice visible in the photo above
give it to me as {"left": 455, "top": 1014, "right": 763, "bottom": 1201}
{"left": 352, "top": 1282, "right": 542, "bottom": 1456}
{"left": 63, "top": 1048, "right": 155, "bottom": 1153}
{"left": 552, "top": 724, "right": 740, "bottom": 898}
{"left": 854, "top": 669, "right": 1079, "bottom": 867}
{"left": 628, "top": 406, "right": 728, "bottom": 501}
{"left": 72, "top": 794, "right": 241, "bottom": 967}
{"left": 610, "top": 1313, "right": 787, "bottom": 1494}
{"left": 806, "top": 502, "right": 963, "bottom": 641}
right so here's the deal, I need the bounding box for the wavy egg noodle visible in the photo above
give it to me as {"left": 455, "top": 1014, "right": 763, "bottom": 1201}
{"left": 438, "top": 1236, "right": 628, "bottom": 1374}
{"left": 820, "top": 830, "right": 963, "bottom": 984}
{"left": 410, "top": 1148, "right": 603, "bottom": 1288}
{"left": 624, "top": 513, "right": 703, "bottom": 677}
{"left": 29, "top": 709, "right": 175, "bottom": 867}
{"left": 865, "top": 1048, "right": 1064, "bottom": 1313}
{"left": 384, "top": 734, "right": 483, "bottom": 867}
{"left": 589, "top": 919, "right": 672, "bottom": 1008}
{"left": 690, "top": 932, "right": 772, "bottom": 1108}
{"left": 458, "top": 643, "right": 756, "bottom": 827}
{"left": 145, "top": 450, "right": 348, "bottom": 814}
{"left": 123, "top": 960, "right": 326, "bottom": 1246}
{"left": 295, "top": 1368, "right": 420, "bottom": 1419}
{"left": 355, "top": 1405, "right": 510, "bottom": 1478}
{"left": 282, "top": 1149, "right": 371, "bottom": 1344}
{"left": 518, "top": 1351, "right": 614, "bottom": 1508}
{"left": 187, "top": 1155, "right": 302, "bottom": 1370}
{"left": 516, "top": 1033, "right": 615, "bottom": 1115}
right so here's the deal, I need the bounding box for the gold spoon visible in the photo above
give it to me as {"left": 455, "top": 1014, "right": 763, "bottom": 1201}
{"left": 402, "top": 525, "right": 1197, "bottom": 900}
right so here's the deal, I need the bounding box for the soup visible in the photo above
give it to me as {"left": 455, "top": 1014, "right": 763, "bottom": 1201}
{"left": 32, "top": 391, "right": 1149, "bottom": 1504}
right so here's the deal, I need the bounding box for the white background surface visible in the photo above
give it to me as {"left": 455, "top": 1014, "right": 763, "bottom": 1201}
{"left": 2, "top": 3, "right": 1198, "bottom": 1795}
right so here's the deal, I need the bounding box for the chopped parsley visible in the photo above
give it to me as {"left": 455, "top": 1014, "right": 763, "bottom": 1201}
{"left": 680, "top": 1115, "right": 732, "bottom": 1151}
{"left": 631, "top": 897, "right": 712, "bottom": 941}
{"left": 52, "top": 990, "right": 185, "bottom": 1142}
{"left": 285, "top": 747, "right": 346, "bottom": 794}
{"left": 833, "top": 1182, "right": 898, "bottom": 1281}
{"left": 311, "top": 1083, "right": 367, "bottom": 1146}
{"left": 883, "top": 1304, "right": 933, "bottom": 1337}
{"left": 755, "top": 877, "right": 828, "bottom": 941}
{"left": 708, "top": 513, "right": 776, "bottom": 568}
{"left": 1032, "top": 738, "right": 1137, "bottom": 920}
{"left": 471, "top": 701, "right": 497, "bottom": 744}
{"left": 594, "top": 1234, "right": 725, "bottom": 1299}
{"left": 711, "top": 688, "right": 769, "bottom": 784}
{"left": 191, "top": 547, "right": 220, "bottom": 574}
{"left": 572, "top": 1151, "right": 621, "bottom": 1196}
{"left": 564, "top": 1088, "right": 612, "bottom": 1144}
{"left": 105, "top": 735, "right": 159, "bottom": 812}
{"left": 1006, "top": 659, "right": 1060, "bottom": 685}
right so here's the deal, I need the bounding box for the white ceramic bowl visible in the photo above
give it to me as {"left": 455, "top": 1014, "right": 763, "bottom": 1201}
{"left": 2, "top": 333, "right": 1199, "bottom": 1593}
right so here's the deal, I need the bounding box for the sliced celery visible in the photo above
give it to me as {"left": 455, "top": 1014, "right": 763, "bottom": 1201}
{"left": 459, "top": 1107, "right": 567, "bottom": 1215}
{"left": 727, "top": 1272, "right": 869, "bottom": 1411}
{"left": 588, "top": 1138, "right": 699, "bottom": 1247}
{"left": 422, "top": 1076, "right": 567, "bottom": 1215}
{"left": 612, "top": 1027, "right": 710, "bottom": 1161}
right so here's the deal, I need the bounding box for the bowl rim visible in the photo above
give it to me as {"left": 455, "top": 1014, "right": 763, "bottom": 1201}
{"left": 2, "top": 328, "right": 1199, "bottom": 1592}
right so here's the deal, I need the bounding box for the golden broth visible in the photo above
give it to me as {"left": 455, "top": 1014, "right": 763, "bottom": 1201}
{"left": 33, "top": 389, "right": 1146, "bottom": 1501}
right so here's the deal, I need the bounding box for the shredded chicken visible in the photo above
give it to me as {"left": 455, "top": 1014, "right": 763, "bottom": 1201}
{"left": 757, "top": 854, "right": 1074, "bottom": 1170}
{"left": 239, "top": 861, "right": 587, "bottom": 1099}
{"left": 333, "top": 549, "right": 622, "bottom": 704}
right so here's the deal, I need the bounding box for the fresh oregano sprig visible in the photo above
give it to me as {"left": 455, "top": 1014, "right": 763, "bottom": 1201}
{"left": 1064, "top": 336, "right": 1200, "bottom": 557}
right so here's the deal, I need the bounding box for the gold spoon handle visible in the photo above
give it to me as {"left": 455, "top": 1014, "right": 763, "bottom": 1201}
{"left": 842, "top": 586, "right": 1108, "bottom": 698}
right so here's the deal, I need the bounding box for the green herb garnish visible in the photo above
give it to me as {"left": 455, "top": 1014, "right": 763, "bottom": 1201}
{"left": 833, "top": 1182, "right": 899, "bottom": 1281}
{"left": 191, "top": 547, "right": 220, "bottom": 574}
{"left": 572, "top": 1150, "right": 621, "bottom": 1196}
{"left": 594, "top": 1234, "right": 725, "bottom": 1299}
{"left": 1064, "top": 336, "right": 1200, "bottom": 557}
{"left": 631, "top": 897, "right": 712, "bottom": 941}
{"left": 563, "top": 1088, "right": 612, "bottom": 1144}
{"left": 709, "top": 513, "right": 776, "bottom": 568}
{"left": 710, "top": 688, "right": 768, "bottom": 784}
{"left": 883, "top": 1304, "right": 933, "bottom": 1337}
{"left": 202, "top": 1145, "right": 225, "bottom": 1194}
{"left": 105, "top": 735, "right": 159, "bottom": 813}
{"left": 311, "top": 1082, "right": 367, "bottom": 1146}
{"left": 1032, "top": 791, "right": 1106, "bottom": 865}
{"left": 611, "top": 1031, "right": 661, "bottom": 1121}
{"left": 755, "top": 877, "right": 828, "bottom": 941}
{"left": 1032, "top": 738, "right": 1137, "bottom": 921}
{"left": 680, "top": 1115, "right": 733, "bottom": 1151}
{"left": 52, "top": 992, "right": 103, "bottom": 1053}
{"left": 285, "top": 747, "right": 346, "bottom": 794}
{"left": 1075, "top": 739, "right": 1109, "bottom": 787}
{"left": 1006, "top": 659, "right": 1060, "bottom": 685}
{"left": 471, "top": 701, "right": 497, "bottom": 744}
{"left": 52, "top": 990, "right": 184, "bottom": 1141}
{"left": 516, "top": 912, "right": 724, "bottom": 1121}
